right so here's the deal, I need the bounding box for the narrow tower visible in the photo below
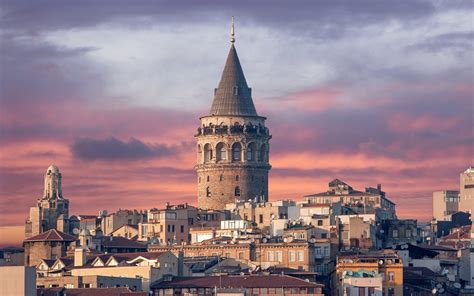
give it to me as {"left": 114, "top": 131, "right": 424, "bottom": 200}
{"left": 196, "top": 18, "right": 271, "bottom": 210}
{"left": 25, "top": 164, "right": 70, "bottom": 238}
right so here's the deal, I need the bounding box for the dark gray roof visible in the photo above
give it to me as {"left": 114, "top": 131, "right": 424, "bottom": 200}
{"left": 209, "top": 44, "right": 257, "bottom": 116}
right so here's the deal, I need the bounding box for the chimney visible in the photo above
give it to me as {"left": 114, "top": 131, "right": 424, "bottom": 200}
{"left": 177, "top": 250, "right": 184, "bottom": 276}
{"left": 377, "top": 184, "right": 382, "bottom": 191}
{"left": 74, "top": 247, "right": 86, "bottom": 267}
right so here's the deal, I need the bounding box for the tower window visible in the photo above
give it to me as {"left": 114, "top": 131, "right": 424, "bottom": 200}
{"left": 235, "top": 186, "right": 241, "bottom": 197}
{"left": 216, "top": 143, "right": 226, "bottom": 161}
{"left": 206, "top": 187, "right": 211, "bottom": 198}
{"left": 204, "top": 144, "right": 213, "bottom": 163}
{"left": 207, "top": 176, "right": 210, "bottom": 182}
{"left": 199, "top": 177, "right": 201, "bottom": 183}
{"left": 232, "top": 143, "right": 242, "bottom": 161}
{"left": 235, "top": 175, "right": 239, "bottom": 181}
{"left": 233, "top": 86, "right": 239, "bottom": 95}
{"left": 220, "top": 175, "right": 224, "bottom": 181}
{"left": 247, "top": 143, "right": 256, "bottom": 161}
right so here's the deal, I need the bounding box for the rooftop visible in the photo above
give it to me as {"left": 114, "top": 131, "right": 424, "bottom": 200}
{"left": 151, "top": 274, "right": 323, "bottom": 289}
{"left": 24, "top": 229, "right": 77, "bottom": 243}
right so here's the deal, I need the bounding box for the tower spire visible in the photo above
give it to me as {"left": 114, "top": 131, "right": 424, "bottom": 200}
{"left": 230, "top": 16, "right": 235, "bottom": 44}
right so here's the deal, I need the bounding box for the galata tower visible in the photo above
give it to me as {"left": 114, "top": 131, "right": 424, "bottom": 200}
{"left": 196, "top": 18, "right": 271, "bottom": 210}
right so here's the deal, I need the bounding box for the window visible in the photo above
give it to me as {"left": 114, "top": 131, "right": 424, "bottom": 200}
{"left": 359, "top": 287, "right": 366, "bottom": 296}
{"left": 160, "top": 225, "right": 163, "bottom": 232}
{"left": 368, "top": 287, "right": 375, "bottom": 296}
{"left": 235, "top": 175, "right": 239, "bottom": 181}
{"left": 207, "top": 176, "right": 210, "bottom": 182}
{"left": 172, "top": 225, "right": 175, "bottom": 232}
{"left": 247, "top": 143, "right": 256, "bottom": 161}
{"left": 233, "top": 86, "right": 239, "bottom": 95}
{"left": 388, "top": 288, "right": 395, "bottom": 296}
{"left": 388, "top": 272, "right": 394, "bottom": 282}
{"left": 167, "top": 225, "right": 171, "bottom": 232}
{"left": 232, "top": 143, "right": 242, "bottom": 161}
{"left": 220, "top": 175, "right": 224, "bottom": 181}
{"left": 267, "top": 251, "right": 274, "bottom": 261}
{"left": 321, "top": 233, "right": 327, "bottom": 239}
{"left": 289, "top": 251, "right": 296, "bottom": 262}
{"left": 180, "top": 225, "right": 184, "bottom": 233}
{"left": 406, "top": 229, "right": 411, "bottom": 237}
{"left": 216, "top": 143, "right": 226, "bottom": 161}
{"left": 238, "top": 252, "right": 244, "bottom": 259}
{"left": 206, "top": 187, "right": 211, "bottom": 197}
{"left": 259, "top": 144, "right": 267, "bottom": 162}
{"left": 204, "top": 144, "right": 213, "bottom": 163}
{"left": 276, "top": 251, "right": 283, "bottom": 262}
{"left": 392, "top": 230, "right": 398, "bottom": 238}
{"left": 235, "top": 186, "right": 241, "bottom": 197}
{"left": 297, "top": 250, "right": 304, "bottom": 261}
{"left": 317, "top": 220, "right": 323, "bottom": 226}
{"left": 259, "top": 215, "right": 263, "bottom": 224}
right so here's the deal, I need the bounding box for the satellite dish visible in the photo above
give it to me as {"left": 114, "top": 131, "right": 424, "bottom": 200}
{"left": 453, "top": 283, "right": 461, "bottom": 289}
{"left": 438, "top": 288, "right": 444, "bottom": 294}
{"left": 72, "top": 228, "right": 80, "bottom": 235}
{"left": 262, "top": 238, "right": 267, "bottom": 243}
{"left": 379, "top": 260, "right": 384, "bottom": 265}
{"left": 283, "top": 237, "right": 288, "bottom": 243}
{"left": 347, "top": 271, "right": 353, "bottom": 276}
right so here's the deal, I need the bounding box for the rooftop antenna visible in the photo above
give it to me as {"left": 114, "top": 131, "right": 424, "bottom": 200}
{"left": 230, "top": 16, "right": 235, "bottom": 44}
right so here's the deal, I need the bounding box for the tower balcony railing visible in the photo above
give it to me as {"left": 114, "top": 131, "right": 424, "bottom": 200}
{"left": 196, "top": 124, "right": 269, "bottom": 137}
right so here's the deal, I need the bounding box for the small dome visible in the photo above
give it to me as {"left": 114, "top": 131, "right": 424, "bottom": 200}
{"left": 46, "top": 164, "right": 60, "bottom": 174}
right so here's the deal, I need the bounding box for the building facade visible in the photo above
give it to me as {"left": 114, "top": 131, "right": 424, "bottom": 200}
{"left": 459, "top": 167, "right": 474, "bottom": 214}
{"left": 432, "top": 190, "right": 460, "bottom": 221}
{"left": 195, "top": 22, "right": 271, "bottom": 210}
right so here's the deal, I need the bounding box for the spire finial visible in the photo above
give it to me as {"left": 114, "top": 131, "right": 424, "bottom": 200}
{"left": 230, "top": 16, "right": 235, "bottom": 44}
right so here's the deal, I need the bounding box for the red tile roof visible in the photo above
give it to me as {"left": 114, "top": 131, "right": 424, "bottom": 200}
{"left": 24, "top": 229, "right": 77, "bottom": 242}
{"left": 151, "top": 274, "right": 324, "bottom": 289}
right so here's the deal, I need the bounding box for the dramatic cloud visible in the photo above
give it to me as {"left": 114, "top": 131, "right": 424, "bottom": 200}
{"left": 70, "top": 137, "right": 175, "bottom": 161}
{"left": 0, "top": 1, "right": 472, "bottom": 246}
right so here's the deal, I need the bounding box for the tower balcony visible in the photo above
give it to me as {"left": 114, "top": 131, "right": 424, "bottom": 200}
{"left": 195, "top": 123, "right": 270, "bottom": 137}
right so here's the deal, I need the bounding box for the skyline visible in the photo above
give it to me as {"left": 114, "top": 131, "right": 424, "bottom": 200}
{"left": 0, "top": 1, "right": 473, "bottom": 247}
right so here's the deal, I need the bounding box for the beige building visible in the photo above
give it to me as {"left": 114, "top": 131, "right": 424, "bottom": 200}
{"left": 459, "top": 167, "right": 474, "bottom": 214}
{"left": 36, "top": 249, "right": 182, "bottom": 292}
{"left": 101, "top": 209, "right": 146, "bottom": 235}
{"left": 195, "top": 23, "right": 271, "bottom": 210}
{"left": 110, "top": 224, "right": 139, "bottom": 240}
{"left": 25, "top": 165, "right": 71, "bottom": 238}
{"left": 335, "top": 251, "right": 403, "bottom": 296}
{"left": 227, "top": 200, "right": 298, "bottom": 234}
{"left": 432, "top": 190, "right": 460, "bottom": 221}
{"left": 0, "top": 266, "right": 36, "bottom": 296}
{"left": 138, "top": 204, "right": 226, "bottom": 244}
{"left": 305, "top": 179, "right": 396, "bottom": 220}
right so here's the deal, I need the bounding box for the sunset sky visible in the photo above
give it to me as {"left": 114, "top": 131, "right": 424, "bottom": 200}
{"left": 0, "top": 1, "right": 472, "bottom": 246}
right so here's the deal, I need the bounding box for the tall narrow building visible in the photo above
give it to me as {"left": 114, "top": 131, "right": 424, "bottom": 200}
{"left": 196, "top": 19, "right": 271, "bottom": 210}
{"left": 25, "top": 165, "right": 70, "bottom": 238}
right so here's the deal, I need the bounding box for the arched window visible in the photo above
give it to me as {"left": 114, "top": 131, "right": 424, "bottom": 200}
{"left": 235, "top": 186, "right": 241, "bottom": 197}
{"left": 204, "top": 144, "right": 213, "bottom": 163}
{"left": 207, "top": 176, "right": 210, "bottom": 182}
{"left": 206, "top": 187, "right": 211, "bottom": 197}
{"left": 232, "top": 143, "right": 242, "bottom": 162}
{"left": 220, "top": 175, "right": 224, "bottom": 181}
{"left": 197, "top": 145, "right": 202, "bottom": 163}
{"left": 236, "top": 175, "right": 239, "bottom": 181}
{"left": 216, "top": 143, "right": 226, "bottom": 162}
{"left": 247, "top": 142, "right": 257, "bottom": 161}
{"left": 259, "top": 144, "right": 267, "bottom": 162}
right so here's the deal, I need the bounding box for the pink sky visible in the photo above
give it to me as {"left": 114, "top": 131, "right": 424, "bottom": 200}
{"left": 0, "top": 1, "right": 473, "bottom": 246}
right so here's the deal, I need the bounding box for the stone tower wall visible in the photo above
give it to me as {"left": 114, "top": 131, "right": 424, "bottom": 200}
{"left": 196, "top": 116, "right": 271, "bottom": 210}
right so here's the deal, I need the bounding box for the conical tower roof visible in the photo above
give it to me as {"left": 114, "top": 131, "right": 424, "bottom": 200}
{"left": 209, "top": 43, "right": 257, "bottom": 116}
